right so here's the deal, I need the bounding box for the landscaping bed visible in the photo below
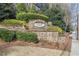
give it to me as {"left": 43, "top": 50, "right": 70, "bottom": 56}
{"left": 0, "top": 39, "right": 71, "bottom": 51}
{"left": 0, "top": 33, "right": 71, "bottom": 56}
{"left": 0, "top": 28, "right": 71, "bottom": 56}
{"left": 0, "top": 28, "right": 72, "bottom": 52}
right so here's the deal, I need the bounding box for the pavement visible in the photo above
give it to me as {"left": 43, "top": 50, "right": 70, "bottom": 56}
{"left": 0, "top": 46, "right": 69, "bottom": 56}
{"left": 70, "top": 39, "right": 79, "bottom": 56}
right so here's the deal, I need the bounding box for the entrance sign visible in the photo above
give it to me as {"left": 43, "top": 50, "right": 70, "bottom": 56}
{"left": 28, "top": 20, "right": 47, "bottom": 31}
{"left": 34, "top": 22, "right": 45, "bottom": 28}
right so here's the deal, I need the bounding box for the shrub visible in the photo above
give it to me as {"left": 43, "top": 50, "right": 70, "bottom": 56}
{"left": 16, "top": 12, "right": 49, "bottom": 22}
{"left": 2, "top": 19, "right": 26, "bottom": 26}
{"left": 47, "top": 26, "right": 63, "bottom": 33}
{"left": 0, "top": 4, "right": 16, "bottom": 20}
{"left": 66, "top": 25, "right": 72, "bottom": 32}
{"left": 52, "top": 20, "right": 66, "bottom": 31}
{"left": 0, "top": 28, "right": 15, "bottom": 42}
{"left": 0, "top": 28, "right": 38, "bottom": 43}
{"left": 16, "top": 31, "right": 38, "bottom": 43}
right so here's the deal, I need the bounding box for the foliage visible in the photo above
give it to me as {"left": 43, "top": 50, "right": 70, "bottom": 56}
{"left": 16, "top": 31, "right": 38, "bottom": 43}
{"left": 16, "top": 3, "right": 27, "bottom": 13}
{"left": 52, "top": 20, "right": 66, "bottom": 31}
{"left": 35, "top": 4, "right": 67, "bottom": 31}
{"left": 16, "top": 12, "right": 28, "bottom": 22}
{"left": 0, "top": 28, "right": 15, "bottom": 42}
{"left": 45, "top": 7, "right": 64, "bottom": 20}
{"left": 36, "top": 4, "right": 64, "bottom": 20}
{"left": 2, "top": 19, "right": 26, "bottom": 26}
{"left": 0, "top": 3, "right": 16, "bottom": 21}
{"left": 16, "top": 12, "right": 49, "bottom": 22}
{"left": 27, "top": 4, "right": 37, "bottom": 13}
{"left": 0, "top": 28, "right": 39, "bottom": 43}
{"left": 16, "top": 3, "right": 36, "bottom": 13}
{"left": 66, "top": 25, "right": 72, "bottom": 32}
{"left": 47, "top": 26, "right": 63, "bottom": 33}
{"left": 0, "top": 3, "right": 71, "bottom": 32}
{"left": 35, "top": 3, "right": 49, "bottom": 14}
{"left": 44, "top": 5, "right": 66, "bottom": 31}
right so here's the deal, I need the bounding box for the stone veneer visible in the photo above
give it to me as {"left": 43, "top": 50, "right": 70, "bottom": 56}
{"left": 28, "top": 20, "right": 47, "bottom": 31}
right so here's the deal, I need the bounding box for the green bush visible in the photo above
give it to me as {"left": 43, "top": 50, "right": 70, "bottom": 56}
{"left": 16, "top": 12, "right": 49, "bottom": 22}
{"left": 16, "top": 31, "right": 38, "bottom": 43}
{"left": 52, "top": 20, "right": 66, "bottom": 31}
{"left": 0, "top": 28, "right": 38, "bottom": 43}
{"left": 2, "top": 19, "right": 26, "bottom": 26}
{"left": 0, "top": 28, "right": 15, "bottom": 42}
{"left": 47, "top": 26, "right": 63, "bottom": 33}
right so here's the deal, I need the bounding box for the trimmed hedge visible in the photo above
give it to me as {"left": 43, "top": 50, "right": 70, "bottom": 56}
{"left": 16, "top": 31, "right": 38, "bottom": 43}
{"left": 0, "top": 28, "right": 38, "bottom": 43}
{"left": 2, "top": 19, "right": 26, "bottom": 26}
{"left": 0, "top": 28, "right": 15, "bottom": 42}
{"left": 16, "top": 32, "right": 38, "bottom": 43}
{"left": 47, "top": 26, "right": 63, "bottom": 33}
{"left": 16, "top": 12, "right": 49, "bottom": 22}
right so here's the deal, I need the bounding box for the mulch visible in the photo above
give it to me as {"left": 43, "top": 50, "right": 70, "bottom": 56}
{"left": 0, "top": 39, "right": 72, "bottom": 51}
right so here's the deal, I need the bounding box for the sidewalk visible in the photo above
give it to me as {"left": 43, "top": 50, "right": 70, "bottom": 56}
{"left": 70, "top": 39, "right": 79, "bottom": 56}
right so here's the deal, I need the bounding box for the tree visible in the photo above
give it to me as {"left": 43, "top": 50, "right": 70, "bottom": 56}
{"left": 0, "top": 3, "right": 16, "bottom": 21}
{"left": 16, "top": 3, "right": 36, "bottom": 13}
{"left": 16, "top": 3, "right": 27, "bottom": 13}
{"left": 59, "top": 4, "right": 72, "bottom": 32}
{"left": 34, "top": 4, "right": 66, "bottom": 31}
{"left": 35, "top": 4, "right": 64, "bottom": 20}
{"left": 27, "top": 3, "right": 36, "bottom": 13}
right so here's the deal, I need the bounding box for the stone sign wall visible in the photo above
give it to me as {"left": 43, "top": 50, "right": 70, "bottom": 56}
{"left": 34, "top": 32, "right": 59, "bottom": 43}
{"left": 34, "top": 32, "right": 66, "bottom": 43}
{"left": 33, "top": 32, "right": 71, "bottom": 51}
